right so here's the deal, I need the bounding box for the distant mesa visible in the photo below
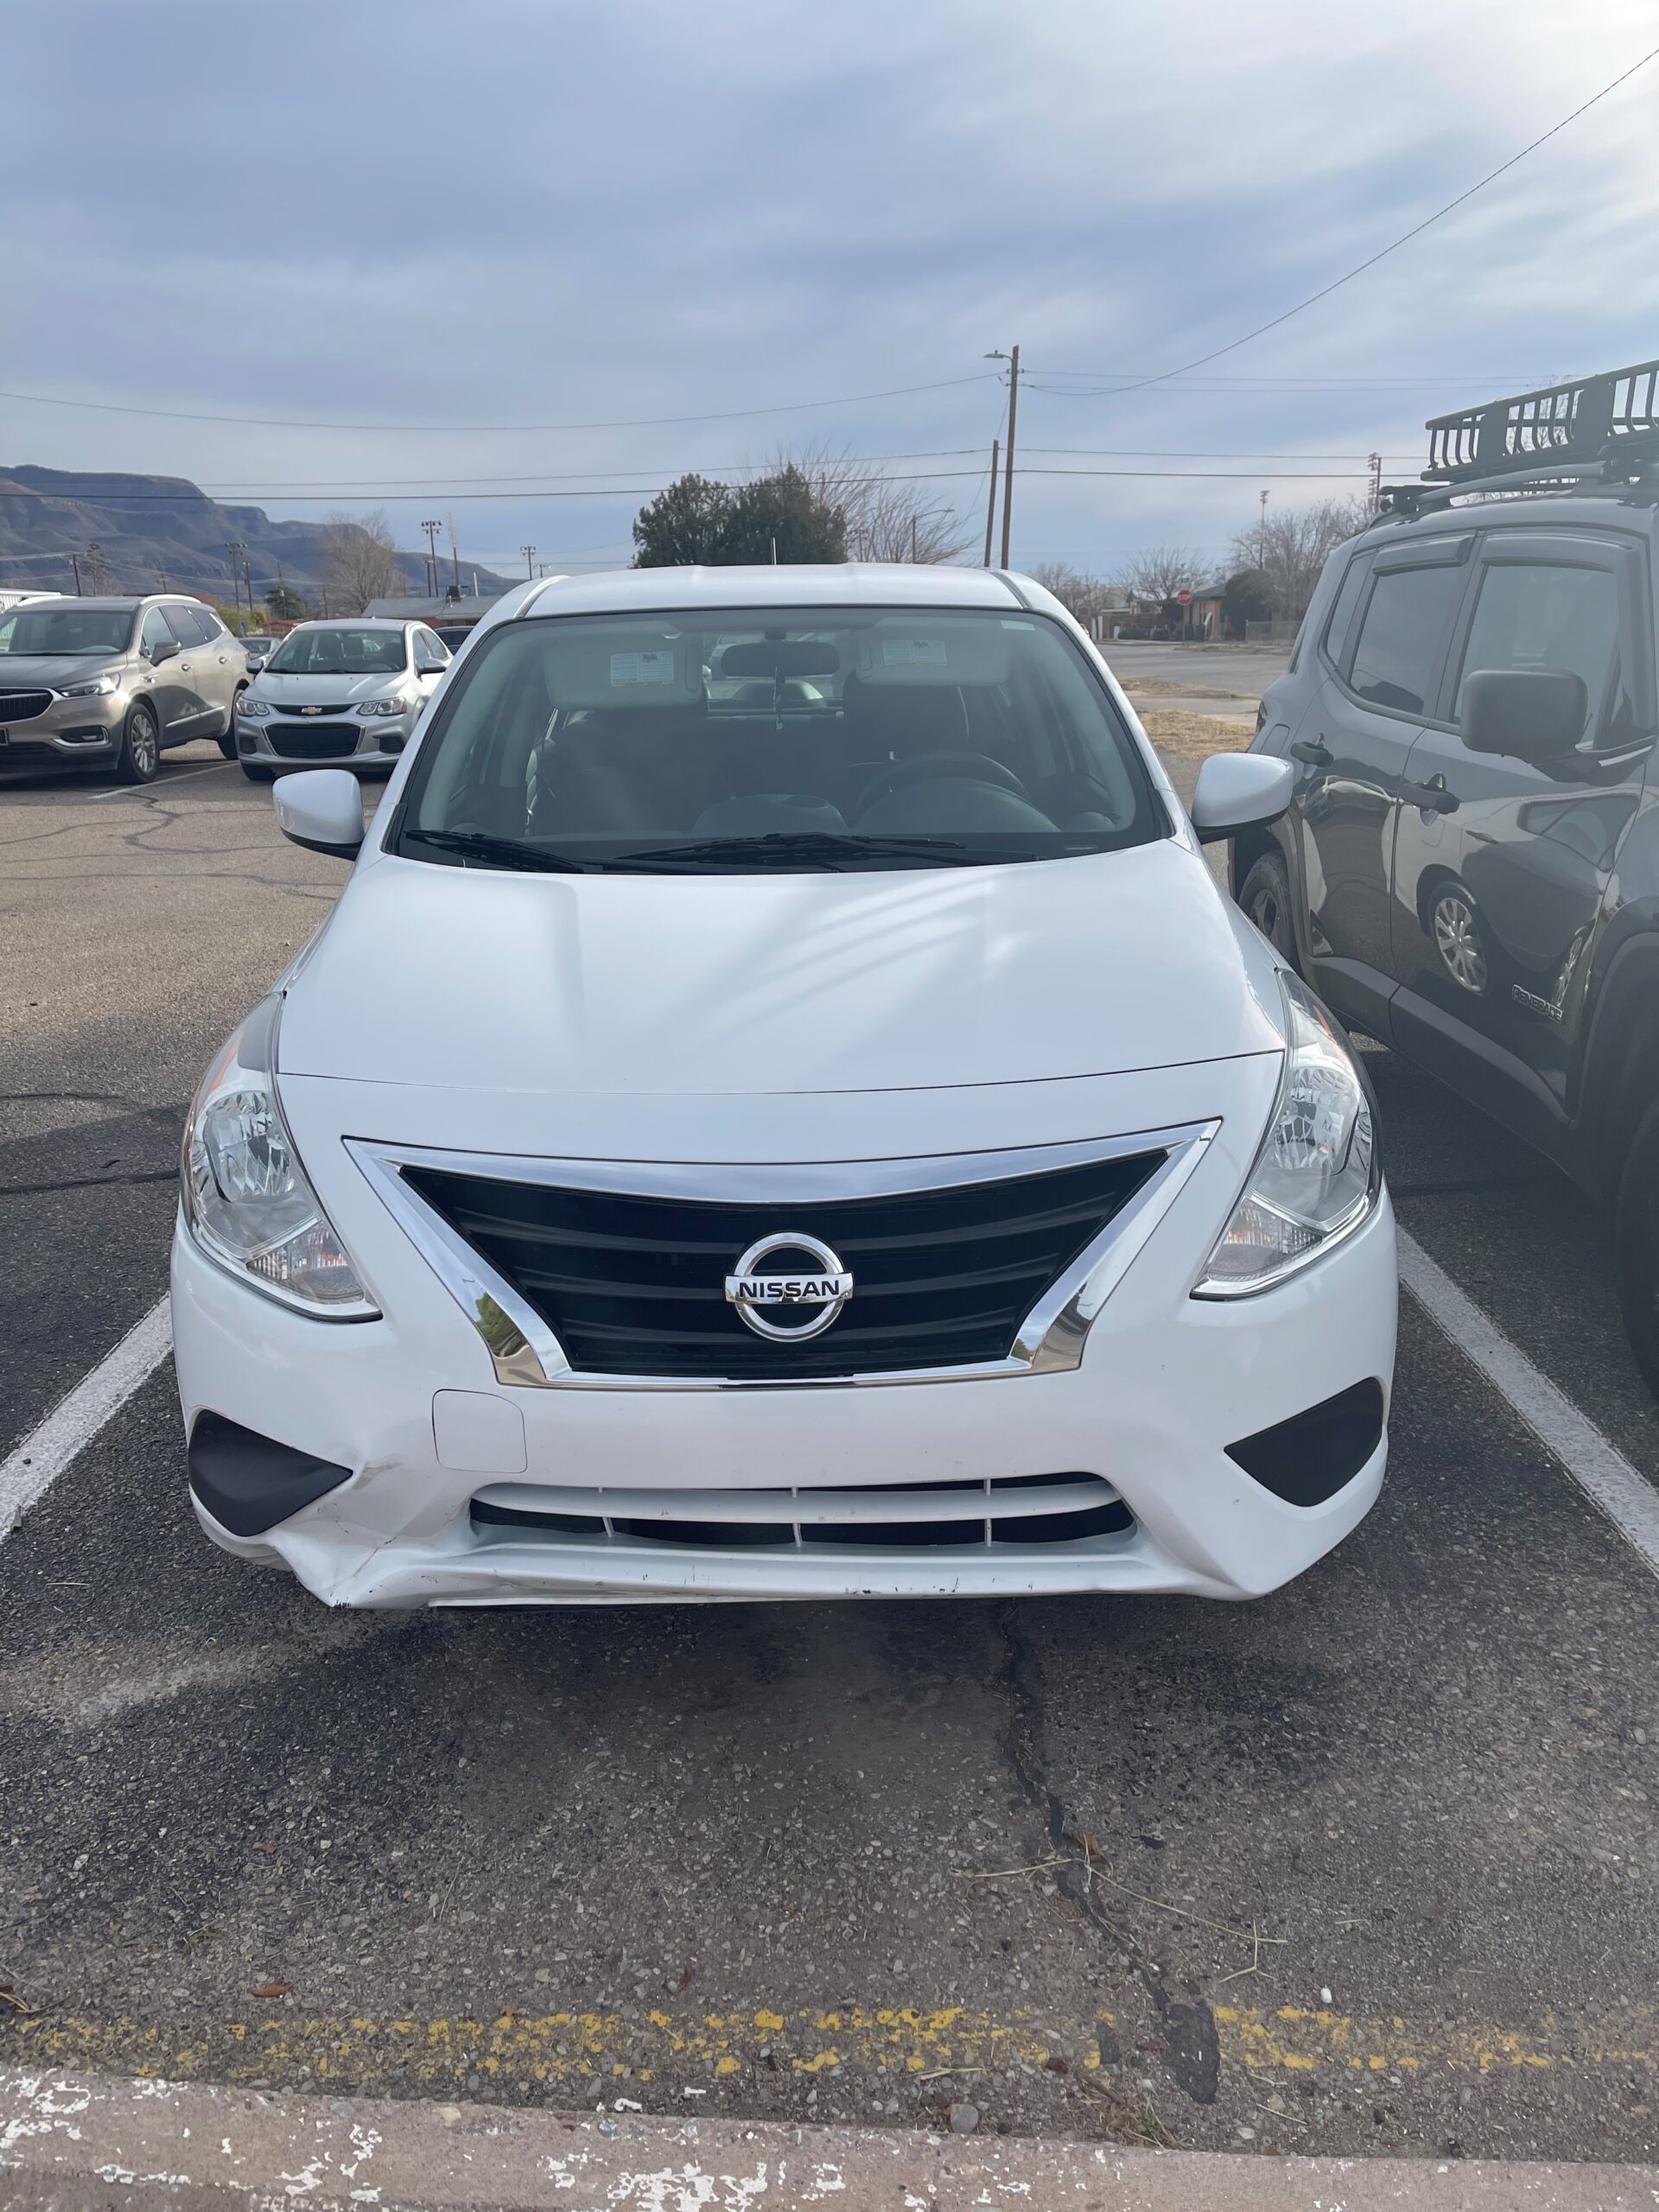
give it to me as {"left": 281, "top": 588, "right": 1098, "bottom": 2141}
{"left": 0, "top": 465, "right": 512, "bottom": 607}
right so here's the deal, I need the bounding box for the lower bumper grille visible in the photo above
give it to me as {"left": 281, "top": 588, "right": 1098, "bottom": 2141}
{"left": 470, "top": 1473, "right": 1132, "bottom": 1550}
{"left": 266, "top": 722, "right": 360, "bottom": 760}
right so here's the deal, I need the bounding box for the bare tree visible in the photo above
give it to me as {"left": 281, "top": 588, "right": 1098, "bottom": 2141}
{"left": 319, "top": 508, "right": 401, "bottom": 613}
{"left": 1230, "top": 496, "right": 1370, "bottom": 620}
{"left": 1029, "top": 561, "right": 1115, "bottom": 626}
{"left": 1116, "top": 544, "right": 1206, "bottom": 605}
{"left": 780, "top": 442, "right": 972, "bottom": 563}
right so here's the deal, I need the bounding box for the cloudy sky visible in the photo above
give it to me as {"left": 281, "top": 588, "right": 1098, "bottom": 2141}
{"left": 4, "top": 0, "right": 1658, "bottom": 586}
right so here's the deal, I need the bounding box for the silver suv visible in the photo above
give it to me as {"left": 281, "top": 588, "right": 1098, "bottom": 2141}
{"left": 0, "top": 594, "right": 249, "bottom": 784}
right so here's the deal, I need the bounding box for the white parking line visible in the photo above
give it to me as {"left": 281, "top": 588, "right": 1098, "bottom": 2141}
{"left": 0, "top": 1297, "right": 172, "bottom": 1543}
{"left": 90, "top": 760, "right": 235, "bottom": 799}
{"left": 1398, "top": 1228, "right": 1659, "bottom": 1582}
{"left": 3, "top": 1244, "right": 1658, "bottom": 1584}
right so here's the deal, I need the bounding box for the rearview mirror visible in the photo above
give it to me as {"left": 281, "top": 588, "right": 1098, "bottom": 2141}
{"left": 273, "top": 768, "right": 365, "bottom": 859}
{"left": 1190, "top": 752, "right": 1294, "bottom": 844}
{"left": 1460, "top": 668, "right": 1587, "bottom": 763}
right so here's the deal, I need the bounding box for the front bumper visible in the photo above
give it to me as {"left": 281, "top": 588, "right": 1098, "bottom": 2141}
{"left": 237, "top": 715, "right": 410, "bottom": 771}
{"left": 0, "top": 691, "right": 123, "bottom": 762}
{"left": 170, "top": 1074, "right": 1398, "bottom": 1607}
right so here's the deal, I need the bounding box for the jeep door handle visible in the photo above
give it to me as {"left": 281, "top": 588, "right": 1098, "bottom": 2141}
{"left": 1403, "top": 774, "right": 1459, "bottom": 817}
{"left": 1289, "top": 737, "right": 1331, "bottom": 766}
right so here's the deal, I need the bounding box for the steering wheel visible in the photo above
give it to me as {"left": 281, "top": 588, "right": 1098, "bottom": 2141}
{"left": 856, "top": 751, "right": 1030, "bottom": 818}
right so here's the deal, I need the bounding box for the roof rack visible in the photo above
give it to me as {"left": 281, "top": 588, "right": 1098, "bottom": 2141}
{"left": 1378, "top": 359, "right": 1659, "bottom": 515}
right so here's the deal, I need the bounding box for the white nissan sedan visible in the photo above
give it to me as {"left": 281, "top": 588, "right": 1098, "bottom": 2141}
{"left": 173, "top": 564, "right": 1396, "bottom": 1609}
{"left": 234, "top": 617, "right": 449, "bottom": 780}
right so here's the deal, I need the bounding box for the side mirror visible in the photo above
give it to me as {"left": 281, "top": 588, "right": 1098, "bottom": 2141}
{"left": 1190, "top": 752, "right": 1294, "bottom": 844}
{"left": 273, "top": 768, "right": 365, "bottom": 859}
{"left": 245, "top": 654, "right": 265, "bottom": 672}
{"left": 1461, "top": 668, "right": 1587, "bottom": 763}
{"left": 148, "top": 636, "right": 180, "bottom": 665}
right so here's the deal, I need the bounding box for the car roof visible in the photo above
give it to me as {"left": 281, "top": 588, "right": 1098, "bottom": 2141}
{"left": 513, "top": 563, "right": 1030, "bottom": 620}
{"left": 284, "top": 615, "right": 414, "bottom": 630}
{"left": 10, "top": 594, "right": 166, "bottom": 611}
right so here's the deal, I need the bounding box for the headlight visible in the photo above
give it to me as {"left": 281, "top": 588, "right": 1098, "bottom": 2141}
{"left": 60, "top": 673, "right": 119, "bottom": 698}
{"left": 238, "top": 696, "right": 270, "bottom": 717}
{"left": 1194, "top": 973, "right": 1378, "bottom": 1297}
{"left": 181, "top": 997, "right": 378, "bottom": 1318}
{"left": 357, "top": 696, "right": 409, "bottom": 717}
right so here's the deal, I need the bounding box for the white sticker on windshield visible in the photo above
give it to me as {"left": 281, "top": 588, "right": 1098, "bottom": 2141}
{"left": 610, "top": 650, "right": 676, "bottom": 687}
{"left": 881, "top": 638, "right": 948, "bottom": 667}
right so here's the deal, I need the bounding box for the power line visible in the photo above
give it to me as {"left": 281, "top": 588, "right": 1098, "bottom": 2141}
{"left": 0, "top": 466, "right": 1376, "bottom": 507}
{"left": 0, "top": 372, "right": 998, "bottom": 437}
{"left": 191, "top": 443, "right": 1414, "bottom": 493}
{"left": 1028, "top": 42, "right": 1659, "bottom": 404}
{"left": 1024, "top": 369, "right": 1558, "bottom": 386}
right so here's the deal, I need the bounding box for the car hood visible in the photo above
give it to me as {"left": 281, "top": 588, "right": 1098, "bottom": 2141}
{"left": 279, "top": 840, "right": 1285, "bottom": 1098}
{"left": 0, "top": 654, "right": 124, "bottom": 689}
{"left": 251, "top": 670, "right": 406, "bottom": 701}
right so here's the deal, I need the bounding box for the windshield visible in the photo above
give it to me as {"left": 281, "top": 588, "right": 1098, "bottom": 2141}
{"left": 265, "top": 626, "right": 408, "bottom": 677}
{"left": 0, "top": 605, "right": 133, "bottom": 657}
{"left": 392, "top": 606, "right": 1161, "bottom": 873}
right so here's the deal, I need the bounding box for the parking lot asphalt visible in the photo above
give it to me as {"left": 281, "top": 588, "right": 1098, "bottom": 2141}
{"left": 2, "top": 746, "right": 1656, "bottom": 2170}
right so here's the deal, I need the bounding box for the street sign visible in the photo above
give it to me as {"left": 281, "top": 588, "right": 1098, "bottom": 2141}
{"left": 1176, "top": 588, "right": 1192, "bottom": 607}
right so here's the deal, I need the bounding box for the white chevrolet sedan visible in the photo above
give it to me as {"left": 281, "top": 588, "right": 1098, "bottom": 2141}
{"left": 234, "top": 617, "right": 450, "bottom": 780}
{"left": 173, "top": 564, "right": 1396, "bottom": 1608}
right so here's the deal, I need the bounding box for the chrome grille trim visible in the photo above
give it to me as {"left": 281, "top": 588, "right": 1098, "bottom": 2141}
{"left": 350, "top": 1126, "right": 1217, "bottom": 1391}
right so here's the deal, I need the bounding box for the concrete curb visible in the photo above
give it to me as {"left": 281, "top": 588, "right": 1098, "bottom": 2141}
{"left": 3, "top": 2065, "right": 1657, "bottom": 2211}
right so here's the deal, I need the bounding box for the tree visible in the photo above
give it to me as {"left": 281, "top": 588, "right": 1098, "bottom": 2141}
{"left": 1116, "top": 544, "right": 1205, "bottom": 606}
{"left": 632, "top": 474, "right": 734, "bottom": 567}
{"left": 319, "top": 507, "right": 400, "bottom": 613}
{"left": 632, "top": 466, "right": 846, "bottom": 567}
{"left": 784, "top": 442, "right": 970, "bottom": 563}
{"left": 1222, "top": 568, "right": 1272, "bottom": 636}
{"left": 1030, "top": 561, "right": 1115, "bottom": 626}
{"left": 1230, "top": 496, "right": 1370, "bottom": 620}
{"left": 718, "top": 466, "right": 847, "bottom": 565}
{"left": 264, "top": 582, "right": 308, "bottom": 621}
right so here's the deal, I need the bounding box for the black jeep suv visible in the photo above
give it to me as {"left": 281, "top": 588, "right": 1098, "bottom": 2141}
{"left": 1233, "top": 360, "right": 1659, "bottom": 1389}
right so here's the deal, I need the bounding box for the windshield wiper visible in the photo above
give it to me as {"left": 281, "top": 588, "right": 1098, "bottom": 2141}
{"left": 400, "top": 828, "right": 591, "bottom": 874}
{"left": 603, "top": 830, "right": 982, "bottom": 872}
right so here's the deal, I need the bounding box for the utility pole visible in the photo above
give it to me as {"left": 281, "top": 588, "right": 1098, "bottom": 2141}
{"left": 520, "top": 544, "right": 537, "bottom": 579}
{"left": 156, "top": 569, "right": 168, "bottom": 592}
{"left": 1257, "top": 491, "right": 1268, "bottom": 568}
{"left": 448, "top": 515, "right": 461, "bottom": 597}
{"left": 987, "top": 346, "right": 1020, "bottom": 568}
{"left": 1368, "top": 452, "right": 1383, "bottom": 513}
{"left": 982, "top": 440, "right": 999, "bottom": 566}
{"left": 910, "top": 515, "right": 918, "bottom": 564}
{"left": 421, "top": 519, "right": 442, "bottom": 599}
{"left": 69, "top": 552, "right": 82, "bottom": 595}
{"left": 226, "top": 542, "right": 248, "bottom": 620}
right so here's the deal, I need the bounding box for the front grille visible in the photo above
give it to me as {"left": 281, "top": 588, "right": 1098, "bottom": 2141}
{"left": 271, "top": 700, "right": 353, "bottom": 715}
{"left": 0, "top": 690, "right": 53, "bottom": 723}
{"left": 404, "top": 1151, "right": 1164, "bottom": 1380}
{"left": 471, "top": 1473, "right": 1133, "bottom": 1550}
{"left": 266, "top": 722, "right": 360, "bottom": 760}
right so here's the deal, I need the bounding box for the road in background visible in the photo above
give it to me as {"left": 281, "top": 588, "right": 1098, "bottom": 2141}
{"left": 1, "top": 741, "right": 1656, "bottom": 2167}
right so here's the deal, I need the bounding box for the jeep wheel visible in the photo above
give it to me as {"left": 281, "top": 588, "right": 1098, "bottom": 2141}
{"left": 1239, "top": 849, "right": 1298, "bottom": 969}
{"left": 1617, "top": 1102, "right": 1659, "bottom": 1402}
{"left": 114, "top": 701, "right": 161, "bottom": 785}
